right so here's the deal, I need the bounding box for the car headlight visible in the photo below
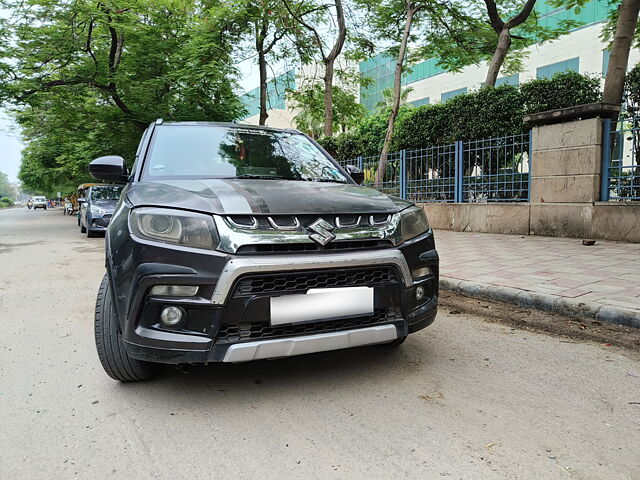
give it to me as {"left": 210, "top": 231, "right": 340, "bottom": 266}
{"left": 129, "top": 207, "right": 218, "bottom": 250}
{"left": 90, "top": 205, "right": 106, "bottom": 215}
{"left": 398, "top": 206, "right": 430, "bottom": 243}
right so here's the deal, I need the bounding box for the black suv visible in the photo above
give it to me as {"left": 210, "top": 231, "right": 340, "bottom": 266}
{"left": 89, "top": 121, "right": 439, "bottom": 381}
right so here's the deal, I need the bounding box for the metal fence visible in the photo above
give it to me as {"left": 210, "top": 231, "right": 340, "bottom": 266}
{"left": 340, "top": 132, "right": 531, "bottom": 203}
{"left": 602, "top": 118, "right": 640, "bottom": 201}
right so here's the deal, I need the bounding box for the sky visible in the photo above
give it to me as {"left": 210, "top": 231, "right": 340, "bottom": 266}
{"left": 0, "top": 113, "right": 24, "bottom": 183}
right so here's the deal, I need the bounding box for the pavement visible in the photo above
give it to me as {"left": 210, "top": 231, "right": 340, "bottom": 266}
{"left": 436, "top": 230, "right": 640, "bottom": 328}
{"left": 2, "top": 207, "right": 640, "bottom": 479}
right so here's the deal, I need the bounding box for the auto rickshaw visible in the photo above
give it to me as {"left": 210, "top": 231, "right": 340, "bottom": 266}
{"left": 73, "top": 184, "right": 98, "bottom": 213}
{"left": 73, "top": 183, "right": 99, "bottom": 225}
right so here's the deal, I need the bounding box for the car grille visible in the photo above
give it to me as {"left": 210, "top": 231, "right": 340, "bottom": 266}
{"left": 226, "top": 214, "right": 392, "bottom": 231}
{"left": 215, "top": 307, "right": 403, "bottom": 344}
{"left": 235, "top": 239, "right": 393, "bottom": 254}
{"left": 232, "top": 266, "right": 399, "bottom": 297}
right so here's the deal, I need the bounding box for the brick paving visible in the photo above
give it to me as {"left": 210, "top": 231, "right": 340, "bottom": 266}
{"left": 436, "top": 230, "right": 640, "bottom": 313}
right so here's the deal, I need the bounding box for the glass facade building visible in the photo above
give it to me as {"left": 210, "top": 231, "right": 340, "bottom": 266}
{"left": 358, "top": 0, "right": 610, "bottom": 111}
{"left": 240, "top": 70, "right": 296, "bottom": 119}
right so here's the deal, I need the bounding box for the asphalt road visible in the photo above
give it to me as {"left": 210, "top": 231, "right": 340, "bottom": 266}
{"left": 1, "top": 207, "right": 639, "bottom": 480}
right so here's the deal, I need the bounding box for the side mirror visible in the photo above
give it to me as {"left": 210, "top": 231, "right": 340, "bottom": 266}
{"left": 89, "top": 155, "right": 129, "bottom": 183}
{"left": 77, "top": 198, "right": 86, "bottom": 204}
{"left": 345, "top": 164, "right": 364, "bottom": 185}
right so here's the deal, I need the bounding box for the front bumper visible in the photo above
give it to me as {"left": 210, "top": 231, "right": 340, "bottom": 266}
{"left": 89, "top": 213, "right": 113, "bottom": 231}
{"left": 115, "top": 232, "right": 439, "bottom": 364}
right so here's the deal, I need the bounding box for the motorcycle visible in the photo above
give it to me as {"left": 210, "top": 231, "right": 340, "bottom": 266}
{"left": 64, "top": 201, "right": 73, "bottom": 215}
{"left": 26, "top": 200, "right": 33, "bottom": 210}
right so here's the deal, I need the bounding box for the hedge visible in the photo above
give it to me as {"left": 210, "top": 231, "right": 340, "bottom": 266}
{"left": 319, "top": 71, "right": 602, "bottom": 161}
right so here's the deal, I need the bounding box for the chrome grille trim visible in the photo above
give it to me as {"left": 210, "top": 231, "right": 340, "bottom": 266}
{"left": 227, "top": 215, "right": 259, "bottom": 230}
{"left": 215, "top": 214, "right": 403, "bottom": 254}
{"left": 370, "top": 214, "right": 392, "bottom": 226}
{"left": 336, "top": 215, "right": 362, "bottom": 228}
{"left": 267, "top": 216, "right": 301, "bottom": 230}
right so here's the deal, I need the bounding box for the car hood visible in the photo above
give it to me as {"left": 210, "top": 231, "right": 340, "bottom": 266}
{"left": 92, "top": 200, "right": 118, "bottom": 211}
{"left": 126, "top": 179, "right": 411, "bottom": 215}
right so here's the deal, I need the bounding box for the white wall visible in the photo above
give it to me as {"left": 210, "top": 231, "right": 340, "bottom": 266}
{"left": 406, "top": 22, "right": 640, "bottom": 106}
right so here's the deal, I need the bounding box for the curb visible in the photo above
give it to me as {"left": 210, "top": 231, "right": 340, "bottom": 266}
{"left": 440, "top": 277, "right": 640, "bottom": 329}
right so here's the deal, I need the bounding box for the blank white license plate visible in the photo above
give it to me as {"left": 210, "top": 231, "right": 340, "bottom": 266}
{"left": 270, "top": 287, "right": 374, "bottom": 326}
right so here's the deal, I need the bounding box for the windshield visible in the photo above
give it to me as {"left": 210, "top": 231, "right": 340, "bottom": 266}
{"left": 91, "top": 186, "right": 123, "bottom": 201}
{"left": 33, "top": 197, "right": 45, "bottom": 202}
{"left": 143, "top": 125, "right": 349, "bottom": 183}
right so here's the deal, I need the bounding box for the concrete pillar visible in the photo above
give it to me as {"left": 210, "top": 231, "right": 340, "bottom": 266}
{"left": 530, "top": 118, "right": 602, "bottom": 203}
{"left": 529, "top": 118, "right": 604, "bottom": 237}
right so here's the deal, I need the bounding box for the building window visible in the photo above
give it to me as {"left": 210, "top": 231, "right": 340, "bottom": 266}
{"left": 602, "top": 49, "right": 610, "bottom": 77}
{"left": 536, "top": 57, "right": 579, "bottom": 79}
{"left": 441, "top": 87, "right": 467, "bottom": 102}
{"left": 496, "top": 73, "right": 520, "bottom": 86}
{"left": 411, "top": 97, "right": 430, "bottom": 107}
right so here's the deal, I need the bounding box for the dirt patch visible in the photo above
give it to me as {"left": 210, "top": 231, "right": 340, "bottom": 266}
{"left": 0, "top": 241, "right": 43, "bottom": 254}
{"left": 440, "top": 290, "right": 640, "bottom": 356}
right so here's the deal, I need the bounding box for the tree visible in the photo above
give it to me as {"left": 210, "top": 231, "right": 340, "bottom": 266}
{"left": 375, "top": 86, "right": 414, "bottom": 112}
{"left": 360, "top": 0, "right": 429, "bottom": 185}
{"left": 283, "top": 0, "right": 347, "bottom": 136}
{"left": 0, "top": 171, "right": 13, "bottom": 199}
{"left": 248, "top": 1, "right": 291, "bottom": 125}
{"left": 288, "top": 81, "right": 365, "bottom": 137}
{"left": 421, "top": 1, "right": 579, "bottom": 86}
{"left": 483, "top": 0, "right": 537, "bottom": 87}
{"left": 603, "top": 0, "right": 640, "bottom": 107}
{"left": 0, "top": 0, "right": 244, "bottom": 195}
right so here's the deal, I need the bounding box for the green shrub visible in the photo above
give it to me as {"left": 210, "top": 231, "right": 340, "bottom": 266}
{"left": 394, "top": 84, "right": 524, "bottom": 150}
{"left": 520, "top": 71, "right": 601, "bottom": 115}
{"left": 319, "top": 110, "right": 393, "bottom": 161}
{"left": 1, "top": 196, "right": 13, "bottom": 205}
{"left": 321, "top": 71, "right": 602, "bottom": 162}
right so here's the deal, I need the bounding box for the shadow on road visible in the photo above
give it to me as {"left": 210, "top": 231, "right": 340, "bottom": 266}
{"left": 113, "top": 337, "right": 438, "bottom": 403}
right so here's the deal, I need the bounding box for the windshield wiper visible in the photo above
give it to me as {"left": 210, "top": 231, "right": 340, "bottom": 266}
{"left": 307, "top": 178, "right": 349, "bottom": 184}
{"left": 233, "top": 174, "right": 289, "bottom": 180}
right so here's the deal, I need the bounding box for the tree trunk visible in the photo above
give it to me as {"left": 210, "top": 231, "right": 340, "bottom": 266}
{"left": 322, "top": 0, "right": 346, "bottom": 137}
{"left": 482, "top": 0, "right": 537, "bottom": 87}
{"left": 485, "top": 27, "right": 511, "bottom": 87}
{"left": 376, "top": 3, "right": 416, "bottom": 186}
{"left": 258, "top": 49, "right": 268, "bottom": 125}
{"left": 603, "top": 0, "right": 640, "bottom": 107}
{"left": 323, "top": 59, "right": 335, "bottom": 137}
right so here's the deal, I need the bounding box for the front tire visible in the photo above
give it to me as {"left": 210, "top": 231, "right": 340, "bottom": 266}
{"left": 94, "top": 275, "right": 158, "bottom": 381}
{"left": 80, "top": 224, "right": 86, "bottom": 233}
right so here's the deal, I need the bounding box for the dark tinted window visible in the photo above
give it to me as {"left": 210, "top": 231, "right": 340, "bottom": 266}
{"left": 144, "top": 125, "right": 348, "bottom": 183}
{"left": 91, "top": 186, "right": 123, "bottom": 201}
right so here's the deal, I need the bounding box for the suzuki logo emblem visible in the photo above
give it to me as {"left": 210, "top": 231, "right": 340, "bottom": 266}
{"left": 307, "top": 218, "right": 336, "bottom": 246}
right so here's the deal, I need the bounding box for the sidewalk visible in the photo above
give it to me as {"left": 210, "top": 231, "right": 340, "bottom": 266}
{"left": 435, "top": 230, "right": 640, "bottom": 327}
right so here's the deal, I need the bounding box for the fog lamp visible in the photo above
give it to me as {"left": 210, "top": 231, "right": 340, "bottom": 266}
{"left": 416, "top": 286, "right": 425, "bottom": 301}
{"left": 160, "top": 306, "right": 185, "bottom": 326}
{"left": 151, "top": 285, "right": 198, "bottom": 296}
{"left": 412, "top": 266, "right": 433, "bottom": 280}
